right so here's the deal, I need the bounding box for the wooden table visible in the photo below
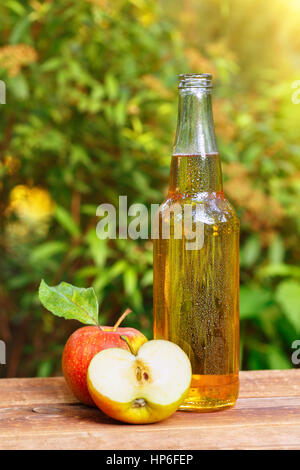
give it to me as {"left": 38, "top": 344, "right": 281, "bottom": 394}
{"left": 0, "top": 370, "right": 299, "bottom": 450}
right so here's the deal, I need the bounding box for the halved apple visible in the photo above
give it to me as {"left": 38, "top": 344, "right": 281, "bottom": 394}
{"left": 87, "top": 339, "right": 192, "bottom": 424}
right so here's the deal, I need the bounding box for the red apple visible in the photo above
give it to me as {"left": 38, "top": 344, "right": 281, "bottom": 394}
{"left": 62, "top": 309, "right": 147, "bottom": 406}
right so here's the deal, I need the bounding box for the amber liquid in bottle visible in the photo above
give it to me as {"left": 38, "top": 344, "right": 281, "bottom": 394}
{"left": 153, "top": 74, "right": 239, "bottom": 411}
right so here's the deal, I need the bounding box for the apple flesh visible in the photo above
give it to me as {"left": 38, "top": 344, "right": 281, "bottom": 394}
{"left": 87, "top": 339, "right": 192, "bottom": 423}
{"left": 62, "top": 312, "right": 147, "bottom": 406}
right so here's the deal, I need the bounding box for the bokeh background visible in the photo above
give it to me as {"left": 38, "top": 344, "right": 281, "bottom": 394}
{"left": 0, "top": 0, "right": 300, "bottom": 378}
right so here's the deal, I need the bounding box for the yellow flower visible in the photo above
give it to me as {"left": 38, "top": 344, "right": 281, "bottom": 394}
{"left": 7, "top": 185, "right": 55, "bottom": 223}
{"left": 0, "top": 44, "right": 38, "bottom": 77}
{"left": 138, "top": 11, "right": 156, "bottom": 26}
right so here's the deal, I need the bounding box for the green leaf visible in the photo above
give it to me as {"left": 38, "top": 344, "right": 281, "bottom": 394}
{"left": 85, "top": 230, "right": 108, "bottom": 268}
{"left": 7, "top": 1, "right": 26, "bottom": 16}
{"left": 70, "top": 145, "right": 92, "bottom": 168}
{"left": 268, "top": 235, "right": 285, "bottom": 264}
{"left": 276, "top": 281, "right": 300, "bottom": 333}
{"left": 105, "top": 73, "right": 119, "bottom": 100}
{"left": 39, "top": 280, "right": 99, "bottom": 325}
{"left": 240, "top": 285, "right": 272, "bottom": 319}
{"left": 30, "top": 241, "right": 67, "bottom": 264}
{"left": 248, "top": 350, "right": 267, "bottom": 370}
{"left": 9, "top": 16, "right": 31, "bottom": 44}
{"left": 54, "top": 206, "right": 81, "bottom": 237}
{"left": 266, "top": 345, "right": 291, "bottom": 370}
{"left": 258, "top": 263, "right": 300, "bottom": 279}
{"left": 123, "top": 268, "right": 137, "bottom": 296}
{"left": 8, "top": 74, "right": 29, "bottom": 100}
{"left": 7, "top": 273, "right": 31, "bottom": 289}
{"left": 141, "top": 270, "right": 153, "bottom": 287}
{"left": 81, "top": 204, "right": 98, "bottom": 215}
{"left": 41, "top": 57, "right": 62, "bottom": 72}
{"left": 240, "top": 234, "right": 261, "bottom": 268}
{"left": 37, "top": 360, "right": 53, "bottom": 377}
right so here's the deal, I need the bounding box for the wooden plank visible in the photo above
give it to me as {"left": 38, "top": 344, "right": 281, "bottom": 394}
{"left": 0, "top": 370, "right": 299, "bottom": 450}
{"left": 0, "top": 396, "right": 300, "bottom": 449}
{"left": 0, "top": 377, "right": 78, "bottom": 406}
{"left": 1, "top": 395, "right": 300, "bottom": 434}
{"left": 0, "top": 370, "right": 299, "bottom": 407}
{"left": 1, "top": 424, "right": 299, "bottom": 450}
{"left": 239, "top": 369, "right": 300, "bottom": 398}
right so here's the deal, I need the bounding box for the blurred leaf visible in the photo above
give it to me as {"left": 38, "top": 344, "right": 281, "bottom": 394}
{"left": 70, "top": 145, "right": 93, "bottom": 169}
{"left": 9, "top": 16, "right": 30, "bottom": 43}
{"left": 258, "top": 263, "right": 300, "bottom": 280}
{"left": 242, "top": 144, "right": 262, "bottom": 165}
{"left": 240, "top": 286, "right": 272, "bottom": 319}
{"left": 123, "top": 268, "right": 138, "bottom": 296}
{"left": 7, "top": 1, "right": 26, "bottom": 16}
{"left": 240, "top": 234, "right": 261, "bottom": 268}
{"left": 268, "top": 235, "right": 285, "bottom": 264}
{"left": 81, "top": 204, "right": 98, "bottom": 215}
{"left": 266, "top": 345, "right": 292, "bottom": 370}
{"left": 75, "top": 265, "right": 99, "bottom": 281}
{"left": 276, "top": 281, "right": 300, "bottom": 333}
{"left": 37, "top": 360, "right": 53, "bottom": 377}
{"left": 248, "top": 349, "right": 267, "bottom": 370}
{"left": 7, "top": 274, "right": 31, "bottom": 289}
{"left": 141, "top": 269, "right": 153, "bottom": 287}
{"left": 41, "top": 57, "right": 62, "bottom": 72}
{"left": 54, "top": 206, "right": 80, "bottom": 237}
{"left": 85, "top": 230, "right": 108, "bottom": 268}
{"left": 92, "top": 260, "right": 127, "bottom": 293}
{"left": 105, "top": 73, "right": 119, "bottom": 100}
{"left": 30, "top": 241, "right": 67, "bottom": 264}
{"left": 8, "top": 74, "right": 29, "bottom": 100}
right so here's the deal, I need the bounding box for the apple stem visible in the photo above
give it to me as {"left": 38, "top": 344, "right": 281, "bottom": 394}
{"left": 120, "top": 335, "right": 136, "bottom": 356}
{"left": 112, "top": 308, "right": 132, "bottom": 332}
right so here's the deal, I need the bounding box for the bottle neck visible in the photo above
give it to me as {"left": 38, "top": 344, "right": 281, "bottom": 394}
{"left": 169, "top": 154, "right": 223, "bottom": 196}
{"left": 171, "top": 86, "right": 223, "bottom": 195}
{"left": 173, "top": 87, "right": 218, "bottom": 156}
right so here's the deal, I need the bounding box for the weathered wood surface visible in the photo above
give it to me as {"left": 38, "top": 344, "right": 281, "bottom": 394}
{"left": 0, "top": 370, "right": 299, "bottom": 450}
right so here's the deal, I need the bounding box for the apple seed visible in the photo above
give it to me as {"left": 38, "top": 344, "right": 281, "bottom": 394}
{"left": 133, "top": 398, "right": 146, "bottom": 408}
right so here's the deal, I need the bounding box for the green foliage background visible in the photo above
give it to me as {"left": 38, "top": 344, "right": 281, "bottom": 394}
{"left": 0, "top": 0, "right": 299, "bottom": 377}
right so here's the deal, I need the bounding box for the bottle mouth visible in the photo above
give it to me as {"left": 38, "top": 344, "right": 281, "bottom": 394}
{"left": 178, "top": 73, "right": 212, "bottom": 89}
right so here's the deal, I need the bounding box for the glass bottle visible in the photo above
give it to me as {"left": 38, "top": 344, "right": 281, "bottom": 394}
{"left": 153, "top": 73, "right": 239, "bottom": 411}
